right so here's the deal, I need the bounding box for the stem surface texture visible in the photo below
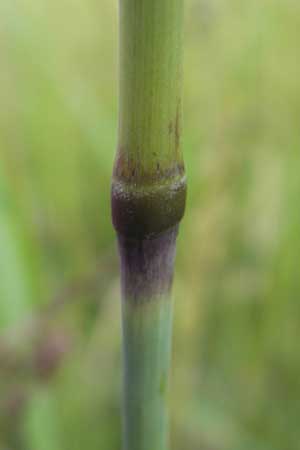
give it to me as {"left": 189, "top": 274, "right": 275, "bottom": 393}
{"left": 112, "top": 0, "right": 185, "bottom": 449}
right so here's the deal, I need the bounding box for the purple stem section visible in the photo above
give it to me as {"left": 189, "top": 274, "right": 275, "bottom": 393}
{"left": 117, "top": 226, "right": 178, "bottom": 303}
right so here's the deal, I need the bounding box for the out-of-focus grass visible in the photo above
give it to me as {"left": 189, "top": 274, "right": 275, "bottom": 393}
{"left": 1, "top": 0, "right": 300, "bottom": 449}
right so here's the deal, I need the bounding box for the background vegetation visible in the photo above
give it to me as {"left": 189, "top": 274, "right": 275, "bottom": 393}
{"left": 1, "top": 0, "right": 300, "bottom": 448}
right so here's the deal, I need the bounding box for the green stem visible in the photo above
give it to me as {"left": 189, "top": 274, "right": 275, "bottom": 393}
{"left": 122, "top": 299, "right": 172, "bottom": 450}
{"left": 112, "top": 1, "right": 185, "bottom": 449}
{"left": 118, "top": 0, "right": 184, "bottom": 176}
{"left": 118, "top": 227, "right": 178, "bottom": 450}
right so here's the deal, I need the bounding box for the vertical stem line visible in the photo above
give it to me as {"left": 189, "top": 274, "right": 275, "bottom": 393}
{"left": 118, "top": 227, "right": 178, "bottom": 450}
{"left": 117, "top": 0, "right": 184, "bottom": 180}
{"left": 112, "top": 0, "right": 185, "bottom": 449}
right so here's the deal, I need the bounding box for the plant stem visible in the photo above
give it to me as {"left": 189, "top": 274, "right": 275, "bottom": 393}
{"left": 112, "top": 0, "right": 185, "bottom": 449}
{"left": 118, "top": 227, "right": 178, "bottom": 450}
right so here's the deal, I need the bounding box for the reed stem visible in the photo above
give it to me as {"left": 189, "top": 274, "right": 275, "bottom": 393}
{"left": 112, "top": 1, "right": 185, "bottom": 449}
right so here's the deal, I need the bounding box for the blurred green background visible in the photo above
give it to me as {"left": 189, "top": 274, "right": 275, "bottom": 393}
{"left": 1, "top": 0, "right": 300, "bottom": 448}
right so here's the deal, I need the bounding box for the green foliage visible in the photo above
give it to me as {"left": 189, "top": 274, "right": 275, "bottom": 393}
{"left": 1, "top": 0, "right": 300, "bottom": 449}
{"left": 0, "top": 166, "right": 33, "bottom": 327}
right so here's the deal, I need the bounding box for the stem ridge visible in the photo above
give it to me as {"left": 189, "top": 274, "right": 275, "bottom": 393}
{"left": 112, "top": 0, "right": 185, "bottom": 448}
